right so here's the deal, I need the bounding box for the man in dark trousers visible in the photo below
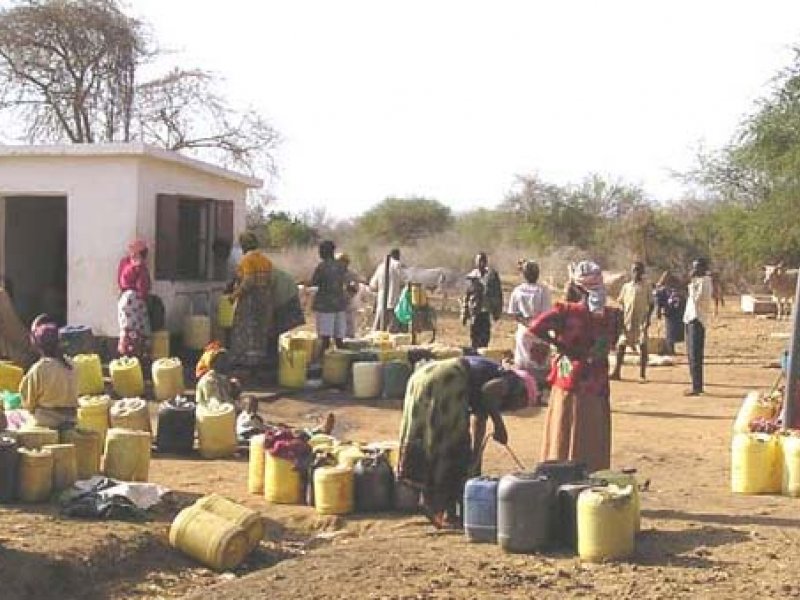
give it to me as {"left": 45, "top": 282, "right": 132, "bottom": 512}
{"left": 462, "top": 252, "right": 503, "bottom": 349}
{"left": 683, "top": 257, "right": 714, "bottom": 396}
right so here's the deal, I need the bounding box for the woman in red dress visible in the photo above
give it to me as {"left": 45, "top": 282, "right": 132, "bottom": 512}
{"left": 117, "top": 239, "right": 151, "bottom": 362}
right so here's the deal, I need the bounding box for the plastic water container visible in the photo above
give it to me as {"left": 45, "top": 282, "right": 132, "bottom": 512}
{"left": 110, "top": 397, "right": 151, "bottom": 433}
{"left": 248, "top": 435, "right": 266, "bottom": 494}
{"left": 103, "top": 428, "right": 151, "bottom": 482}
{"left": 282, "top": 331, "right": 319, "bottom": 364}
{"left": 365, "top": 441, "right": 399, "bottom": 471}
{"left": 155, "top": 396, "right": 196, "bottom": 454}
{"left": 152, "top": 330, "right": 170, "bottom": 360}
{"left": 15, "top": 427, "right": 59, "bottom": 450}
{"left": 109, "top": 357, "right": 145, "bottom": 398}
{"left": 264, "top": 452, "right": 303, "bottom": 504}
{"left": 77, "top": 394, "right": 111, "bottom": 448}
{"left": 590, "top": 468, "right": 641, "bottom": 532}
{"left": 533, "top": 460, "right": 588, "bottom": 487}
{"left": 59, "top": 325, "right": 95, "bottom": 356}
{"left": 0, "top": 435, "right": 19, "bottom": 502}
{"left": 322, "top": 350, "right": 355, "bottom": 386}
{"left": 336, "top": 444, "right": 366, "bottom": 468}
{"left": 216, "top": 295, "right": 236, "bottom": 329}
{"left": 278, "top": 349, "right": 307, "bottom": 389}
{"left": 464, "top": 476, "right": 499, "bottom": 543}
{"left": 194, "top": 494, "right": 264, "bottom": 551}
{"left": 0, "top": 361, "right": 23, "bottom": 392}
{"left": 17, "top": 448, "right": 53, "bottom": 503}
{"left": 61, "top": 428, "right": 101, "bottom": 480}
{"left": 73, "top": 354, "right": 105, "bottom": 396}
{"left": 352, "top": 362, "right": 382, "bottom": 399}
{"left": 196, "top": 403, "right": 237, "bottom": 459}
{"left": 782, "top": 435, "right": 800, "bottom": 497}
{"left": 354, "top": 455, "right": 394, "bottom": 512}
{"left": 577, "top": 485, "right": 636, "bottom": 562}
{"left": 733, "top": 391, "right": 780, "bottom": 434}
{"left": 314, "top": 465, "right": 355, "bottom": 515}
{"left": 169, "top": 505, "right": 250, "bottom": 572}
{"left": 497, "top": 473, "right": 555, "bottom": 553}
{"left": 42, "top": 443, "right": 77, "bottom": 492}
{"left": 382, "top": 360, "right": 411, "bottom": 399}
{"left": 731, "top": 432, "right": 782, "bottom": 494}
{"left": 557, "top": 481, "right": 596, "bottom": 549}
{"left": 152, "top": 357, "right": 186, "bottom": 401}
{"left": 183, "top": 315, "right": 212, "bottom": 351}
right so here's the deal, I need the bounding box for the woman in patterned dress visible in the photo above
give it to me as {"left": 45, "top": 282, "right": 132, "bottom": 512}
{"left": 117, "top": 239, "right": 151, "bottom": 362}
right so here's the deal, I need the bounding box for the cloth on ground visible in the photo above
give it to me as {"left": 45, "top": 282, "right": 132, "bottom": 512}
{"left": 60, "top": 476, "right": 168, "bottom": 520}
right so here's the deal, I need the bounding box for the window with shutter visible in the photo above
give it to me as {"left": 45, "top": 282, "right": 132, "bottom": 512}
{"left": 155, "top": 194, "right": 179, "bottom": 280}
{"left": 213, "top": 200, "right": 234, "bottom": 281}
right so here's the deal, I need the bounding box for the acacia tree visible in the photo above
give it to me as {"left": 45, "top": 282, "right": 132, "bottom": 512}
{"left": 0, "top": 0, "right": 279, "bottom": 175}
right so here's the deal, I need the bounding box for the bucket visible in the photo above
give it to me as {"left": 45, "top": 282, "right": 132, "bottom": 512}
{"left": 61, "top": 428, "right": 102, "bottom": 480}
{"left": 152, "top": 331, "right": 170, "bottom": 360}
{"left": 152, "top": 357, "right": 186, "bottom": 401}
{"left": 73, "top": 354, "right": 105, "bottom": 396}
{"left": 577, "top": 485, "right": 636, "bottom": 562}
{"left": 264, "top": 452, "right": 303, "bottom": 504}
{"left": 0, "top": 361, "right": 23, "bottom": 392}
{"left": 248, "top": 435, "right": 266, "bottom": 494}
{"left": 42, "top": 443, "right": 77, "bottom": 492}
{"left": 313, "top": 465, "right": 354, "bottom": 515}
{"left": 109, "top": 357, "right": 145, "bottom": 398}
{"left": 194, "top": 494, "right": 264, "bottom": 551}
{"left": 103, "top": 428, "right": 151, "bottom": 482}
{"left": 352, "top": 362, "right": 382, "bottom": 399}
{"left": 17, "top": 448, "right": 53, "bottom": 503}
{"left": 15, "top": 426, "right": 59, "bottom": 450}
{"left": 0, "top": 435, "right": 19, "bottom": 502}
{"left": 196, "top": 403, "right": 237, "bottom": 459}
{"left": 110, "top": 397, "right": 151, "bottom": 433}
{"left": 278, "top": 349, "right": 307, "bottom": 389}
{"left": 169, "top": 505, "right": 250, "bottom": 572}
{"left": 77, "top": 395, "right": 111, "bottom": 448}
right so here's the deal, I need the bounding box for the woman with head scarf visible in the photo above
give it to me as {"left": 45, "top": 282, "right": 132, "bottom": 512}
{"left": 195, "top": 344, "right": 241, "bottom": 408}
{"left": 117, "top": 239, "right": 152, "bottom": 362}
{"left": 228, "top": 232, "right": 275, "bottom": 378}
{"left": 528, "top": 260, "right": 622, "bottom": 472}
{"left": 19, "top": 315, "right": 78, "bottom": 429}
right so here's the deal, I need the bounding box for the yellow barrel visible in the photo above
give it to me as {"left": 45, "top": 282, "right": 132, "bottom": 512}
{"left": 782, "top": 435, "right": 800, "bottom": 497}
{"left": 314, "top": 465, "right": 354, "bottom": 515}
{"left": 335, "top": 444, "right": 366, "bottom": 468}
{"left": 15, "top": 426, "right": 59, "bottom": 450}
{"left": 77, "top": 394, "right": 111, "bottom": 449}
{"left": 390, "top": 333, "right": 413, "bottom": 347}
{"left": 61, "top": 428, "right": 102, "bottom": 480}
{"left": 72, "top": 354, "right": 105, "bottom": 396}
{"left": 731, "top": 432, "right": 782, "bottom": 494}
{"left": 217, "top": 295, "right": 236, "bottom": 329}
{"left": 308, "top": 433, "right": 336, "bottom": 449}
{"left": 109, "top": 357, "right": 145, "bottom": 398}
{"left": 194, "top": 494, "right": 264, "bottom": 551}
{"left": 248, "top": 434, "right": 266, "bottom": 495}
{"left": 17, "top": 448, "right": 53, "bottom": 503}
{"left": 110, "top": 397, "right": 151, "bottom": 433}
{"left": 169, "top": 505, "right": 250, "bottom": 572}
{"left": 152, "top": 357, "right": 186, "bottom": 401}
{"left": 477, "top": 347, "right": 507, "bottom": 362}
{"left": 264, "top": 452, "right": 303, "bottom": 504}
{"left": 183, "top": 315, "right": 212, "bottom": 351}
{"left": 366, "top": 441, "right": 399, "bottom": 470}
{"left": 42, "top": 443, "right": 77, "bottom": 492}
{"left": 322, "top": 350, "right": 355, "bottom": 386}
{"left": 152, "top": 330, "right": 170, "bottom": 360}
{"left": 577, "top": 485, "right": 636, "bottom": 562}
{"left": 278, "top": 349, "right": 307, "bottom": 389}
{"left": 590, "top": 469, "right": 641, "bottom": 532}
{"left": 733, "top": 391, "right": 780, "bottom": 434}
{"left": 0, "top": 361, "right": 23, "bottom": 392}
{"left": 352, "top": 362, "right": 382, "bottom": 399}
{"left": 196, "top": 403, "right": 237, "bottom": 459}
{"left": 103, "top": 428, "right": 151, "bottom": 481}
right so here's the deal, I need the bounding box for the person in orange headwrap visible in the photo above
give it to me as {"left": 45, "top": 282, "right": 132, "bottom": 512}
{"left": 117, "top": 239, "right": 151, "bottom": 362}
{"left": 195, "top": 344, "right": 241, "bottom": 408}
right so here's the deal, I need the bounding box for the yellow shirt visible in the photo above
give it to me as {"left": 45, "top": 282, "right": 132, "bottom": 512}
{"left": 19, "top": 357, "right": 78, "bottom": 411}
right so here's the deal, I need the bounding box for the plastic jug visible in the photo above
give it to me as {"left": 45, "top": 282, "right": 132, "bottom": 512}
{"left": 59, "top": 325, "right": 95, "bottom": 356}
{"left": 194, "top": 494, "right": 264, "bottom": 551}
{"left": 152, "top": 357, "right": 186, "bottom": 401}
{"left": 577, "top": 485, "right": 636, "bottom": 562}
{"left": 306, "top": 449, "right": 337, "bottom": 506}
{"left": 497, "top": 473, "right": 555, "bottom": 553}
{"left": 590, "top": 468, "right": 641, "bottom": 532}
{"left": 782, "top": 435, "right": 800, "bottom": 497}
{"left": 464, "top": 476, "right": 499, "bottom": 543}
{"left": 0, "top": 435, "right": 19, "bottom": 502}
{"left": 196, "top": 402, "right": 237, "bottom": 459}
{"left": 110, "top": 397, "right": 151, "bottom": 433}
{"left": 0, "top": 361, "right": 23, "bottom": 392}
{"left": 731, "top": 432, "right": 782, "bottom": 494}
{"left": 365, "top": 441, "right": 399, "bottom": 471}
{"left": 109, "top": 357, "right": 145, "bottom": 398}
{"left": 352, "top": 362, "right": 382, "bottom": 399}
{"left": 264, "top": 452, "right": 303, "bottom": 504}
{"left": 73, "top": 354, "right": 105, "bottom": 396}
{"left": 557, "top": 481, "right": 596, "bottom": 549}
{"left": 335, "top": 444, "right": 366, "bottom": 469}
{"left": 61, "top": 428, "right": 101, "bottom": 480}
{"left": 103, "top": 428, "right": 151, "bottom": 481}
{"left": 314, "top": 465, "right": 355, "bottom": 515}
{"left": 533, "top": 460, "right": 588, "bottom": 487}
{"left": 169, "top": 505, "right": 250, "bottom": 571}
{"left": 15, "top": 426, "right": 59, "bottom": 450}
{"left": 278, "top": 349, "right": 307, "bottom": 389}
{"left": 183, "top": 315, "right": 212, "bottom": 351}
{"left": 216, "top": 295, "right": 236, "bottom": 329}
{"left": 322, "top": 350, "right": 355, "bottom": 386}
{"left": 155, "top": 397, "right": 196, "bottom": 454}
{"left": 17, "top": 448, "right": 53, "bottom": 503}
{"left": 382, "top": 360, "right": 411, "bottom": 399}
{"left": 77, "top": 394, "right": 111, "bottom": 448}
{"left": 42, "top": 443, "right": 77, "bottom": 492}
{"left": 394, "top": 478, "right": 420, "bottom": 512}
{"left": 354, "top": 455, "right": 394, "bottom": 512}
{"left": 248, "top": 434, "right": 266, "bottom": 495}
{"left": 151, "top": 330, "right": 170, "bottom": 360}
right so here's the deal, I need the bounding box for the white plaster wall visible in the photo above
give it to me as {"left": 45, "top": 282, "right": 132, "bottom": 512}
{"left": 0, "top": 156, "right": 138, "bottom": 335}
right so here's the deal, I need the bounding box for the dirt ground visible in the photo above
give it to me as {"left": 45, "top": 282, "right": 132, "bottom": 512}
{"left": 1, "top": 296, "right": 798, "bottom": 600}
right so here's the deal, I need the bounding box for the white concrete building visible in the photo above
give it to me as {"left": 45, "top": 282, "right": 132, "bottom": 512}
{"left": 0, "top": 143, "right": 261, "bottom": 338}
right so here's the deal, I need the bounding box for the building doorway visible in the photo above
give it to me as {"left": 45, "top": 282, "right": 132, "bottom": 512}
{"left": 4, "top": 196, "right": 68, "bottom": 325}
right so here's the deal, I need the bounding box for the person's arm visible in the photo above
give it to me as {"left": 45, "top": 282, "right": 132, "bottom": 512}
{"left": 477, "top": 378, "right": 509, "bottom": 444}
{"left": 528, "top": 305, "right": 563, "bottom": 350}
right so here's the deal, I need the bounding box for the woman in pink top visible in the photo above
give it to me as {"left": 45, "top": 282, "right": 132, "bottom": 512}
{"left": 117, "top": 239, "right": 151, "bottom": 362}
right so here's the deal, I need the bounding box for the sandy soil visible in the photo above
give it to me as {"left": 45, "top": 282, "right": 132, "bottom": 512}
{"left": 1, "top": 297, "right": 797, "bottom": 599}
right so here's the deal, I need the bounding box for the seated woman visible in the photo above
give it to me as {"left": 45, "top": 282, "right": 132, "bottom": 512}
{"left": 398, "top": 356, "right": 533, "bottom": 529}
{"left": 195, "top": 345, "right": 241, "bottom": 408}
{"left": 19, "top": 316, "right": 78, "bottom": 430}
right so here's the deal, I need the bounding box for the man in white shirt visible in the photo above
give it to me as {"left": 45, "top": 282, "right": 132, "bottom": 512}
{"left": 369, "top": 248, "right": 407, "bottom": 331}
{"left": 683, "top": 257, "right": 714, "bottom": 396}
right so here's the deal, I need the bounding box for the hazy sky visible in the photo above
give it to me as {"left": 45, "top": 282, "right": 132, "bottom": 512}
{"left": 105, "top": 3, "right": 800, "bottom": 215}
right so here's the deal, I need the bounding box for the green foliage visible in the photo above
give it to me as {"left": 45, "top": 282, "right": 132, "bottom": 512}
{"left": 262, "top": 212, "right": 318, "bottom": 249}
{"left": 358, "top": 197, "right": 453, "bottom": 244}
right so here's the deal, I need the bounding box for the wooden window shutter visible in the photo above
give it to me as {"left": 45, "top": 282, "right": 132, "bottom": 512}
{"left": 155, "top": 194, "right": 180, "bottom": 280}
{"left": 213, "top": 200, "right": 235, "bottom": 281}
